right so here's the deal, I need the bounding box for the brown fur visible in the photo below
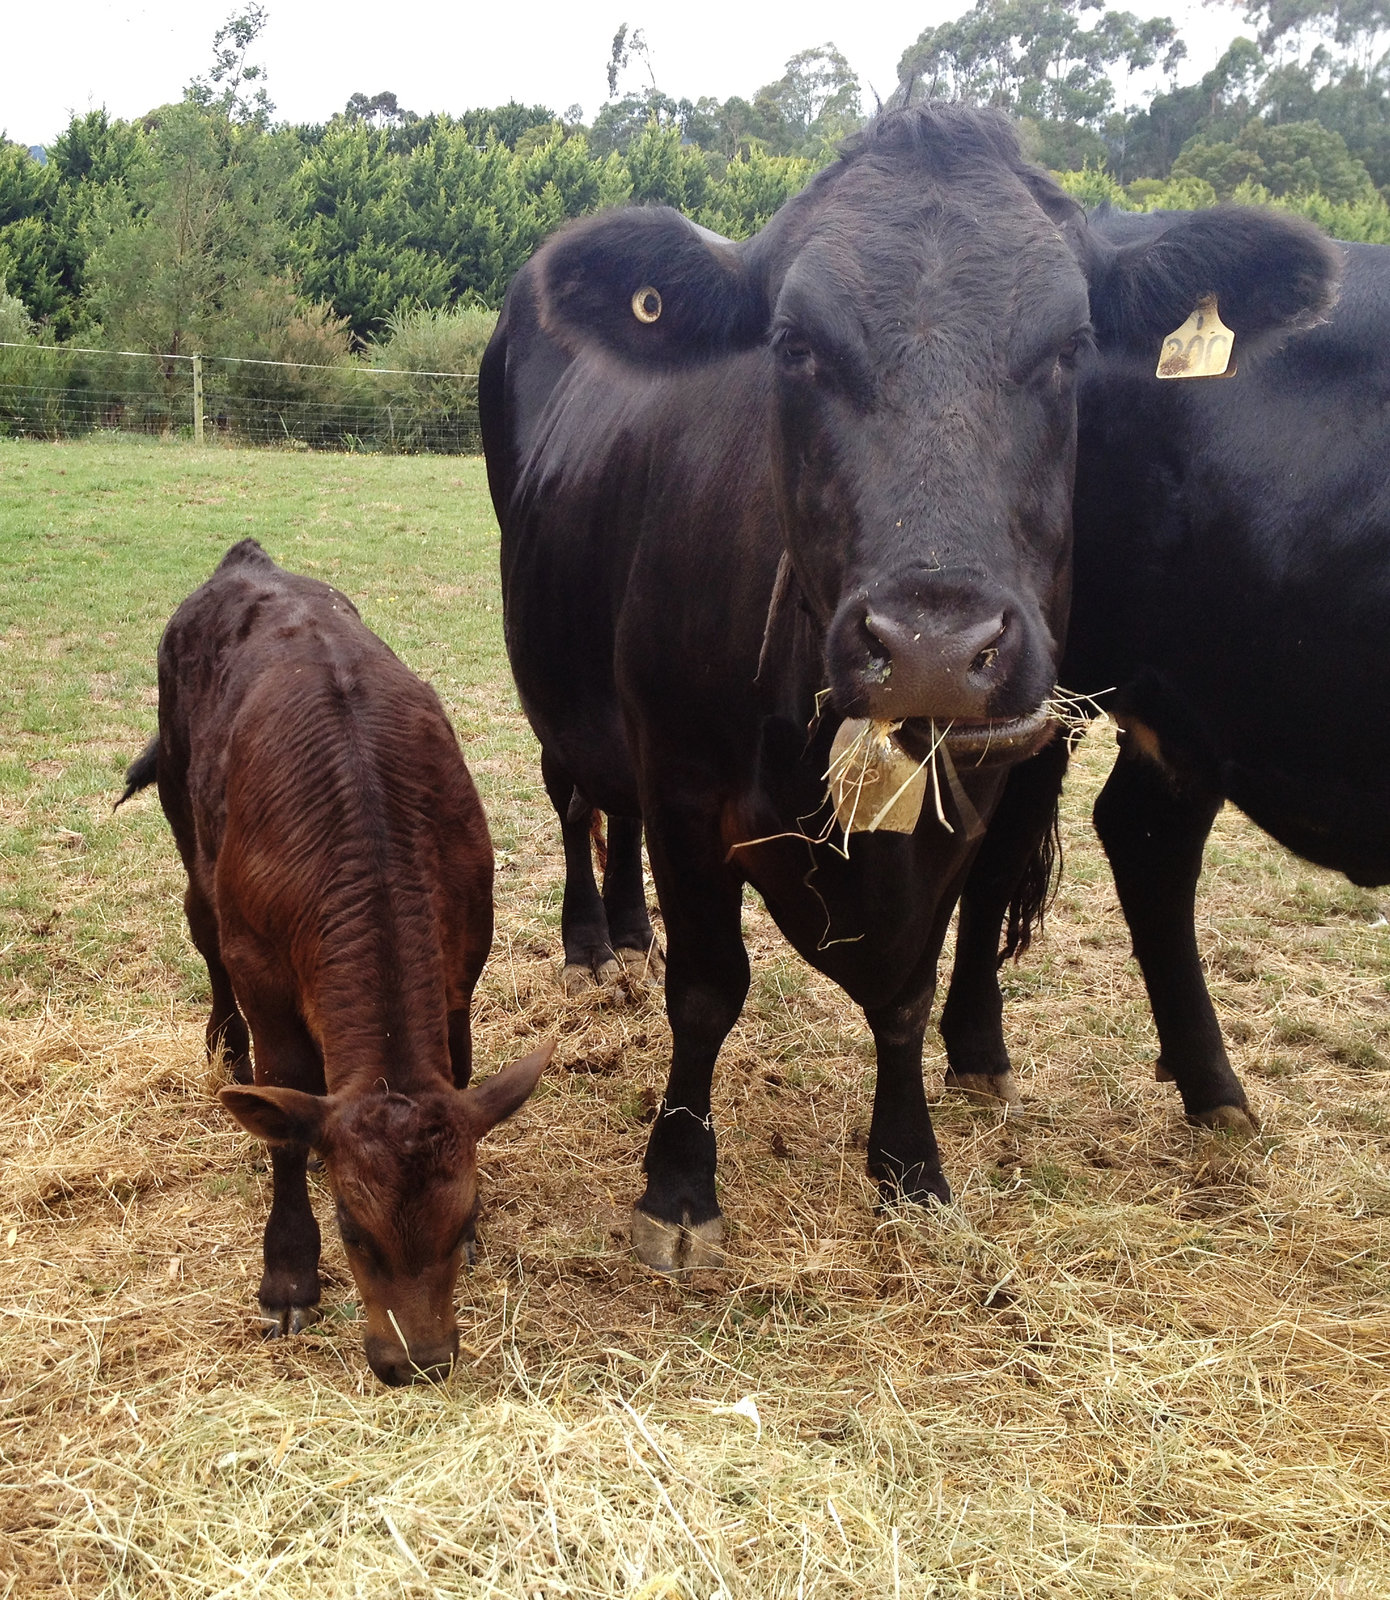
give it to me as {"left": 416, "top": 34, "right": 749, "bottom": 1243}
{"left": 128, "top": 540, "right": 548, "bottom": 1385}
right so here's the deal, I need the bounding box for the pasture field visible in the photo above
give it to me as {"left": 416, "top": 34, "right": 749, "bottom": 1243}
{"left": 3, "top": 434, "right": 1390, "bottom": 1599}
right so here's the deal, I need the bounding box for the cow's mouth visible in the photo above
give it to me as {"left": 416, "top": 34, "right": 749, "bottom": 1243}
{"left": 896, "top": 709, "right": 1056, "bottom": 767}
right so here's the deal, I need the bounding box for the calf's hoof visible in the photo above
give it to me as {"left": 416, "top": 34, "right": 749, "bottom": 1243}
{"left": 630, "top": 1206, "right": 724, "bottom": 1271}
{"left": 258, "top": 1300, "right": 321, "bottom": 1339}
{"left": 1190, "top": 1103, "right": 1260, "bottom": 1136}
{"left": 943, "top": 1069, "right": 1022, "bottom": 1107}
{"left": 1154, "top": 1060, "right": 1176, "bottom": 1083}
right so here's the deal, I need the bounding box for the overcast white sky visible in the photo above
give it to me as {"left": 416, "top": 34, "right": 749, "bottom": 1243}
{"left": 4, "top": 0, "right": 1251, "bottom": 149}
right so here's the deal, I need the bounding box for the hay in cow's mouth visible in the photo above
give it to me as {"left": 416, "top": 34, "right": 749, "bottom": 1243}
{"left": 899, "top": 709, "right": 1055, "bottom": 766}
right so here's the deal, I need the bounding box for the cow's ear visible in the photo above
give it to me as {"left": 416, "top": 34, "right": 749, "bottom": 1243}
{"left": 1089, "top": 207, "right": 1341, "bottom": 354}
{"left": 219, "top": 1085, "right": 330, "bottom": 1147}
{"left": 537, "top": 207, "right": 765, "bottom": 366}
{"left": 460, "top": 1039, "right": 554, "bottom": 1136}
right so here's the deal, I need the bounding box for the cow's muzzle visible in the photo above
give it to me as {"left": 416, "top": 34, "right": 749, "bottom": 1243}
{"left": 826, "top": 572, "right": 1054, "bottom": 728}
{"left": 898, "top": 708, "right": 1056, "bottom": 768}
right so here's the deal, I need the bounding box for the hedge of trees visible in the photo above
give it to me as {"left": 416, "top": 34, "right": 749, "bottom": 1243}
{"left": 1, "top": 0, "right": 1387, "bottom": 407}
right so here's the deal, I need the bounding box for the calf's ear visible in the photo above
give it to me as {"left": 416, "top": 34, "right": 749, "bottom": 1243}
{"left": 461, "top": 1038, "right": 555, "bottom": 1136}
{"left": 1089, "top": 207, "right": 1341, "bottom": 354}
{"left": 220, "top": 1085, "right": 329, "bottom": 1147}
{"left": 537, "top": 207, "right": 765, "bottom": 366}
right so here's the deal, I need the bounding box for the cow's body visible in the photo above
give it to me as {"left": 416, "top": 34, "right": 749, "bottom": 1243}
{"left": 123, "top": 540, "right": 547, "bottom": 1383}
{"left": 483, "top": 108, "right": 1338, "bottom": 1268}
{"left": 942, "top": 216, "right": 1388, "bottom": 1127}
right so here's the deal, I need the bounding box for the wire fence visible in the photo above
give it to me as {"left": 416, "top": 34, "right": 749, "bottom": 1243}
{"left": 0, "top": 344, "right": 482, "bottom": 454}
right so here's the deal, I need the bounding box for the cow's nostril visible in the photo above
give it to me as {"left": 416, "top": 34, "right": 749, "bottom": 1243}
{"left": 972, "top": 644, "right": 1000, "bottom": 674}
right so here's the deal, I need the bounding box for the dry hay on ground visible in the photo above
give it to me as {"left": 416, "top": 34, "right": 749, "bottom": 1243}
{"left": 3, "top": 729, "right": 1390, "bottom": 1598}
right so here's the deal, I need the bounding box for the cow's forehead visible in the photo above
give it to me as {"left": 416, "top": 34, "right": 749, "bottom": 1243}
{"left": 766, "top": 152, "right": 1084, "bottom": 323}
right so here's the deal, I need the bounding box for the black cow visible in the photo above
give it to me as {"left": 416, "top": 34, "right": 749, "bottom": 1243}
{"left": 482, "top": 107, "right": 1339, "bottom": 1269}
{"left": 941, "top": 211, "right": 1385, "bottom": 1133}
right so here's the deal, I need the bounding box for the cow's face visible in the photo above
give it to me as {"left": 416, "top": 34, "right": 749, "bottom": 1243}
{"left": 530, "top": 107, "right": 1338, "bottom": 761}
{"left": 221, "top": 1045, "right": 549, "bottom": 1386}
{"left": 758, "top": 122, "right": 1090, "bottom": 757}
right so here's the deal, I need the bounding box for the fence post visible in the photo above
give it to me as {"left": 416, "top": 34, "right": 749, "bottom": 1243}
{"left": 192, "top": 354, "right": 204, "bottom": 445}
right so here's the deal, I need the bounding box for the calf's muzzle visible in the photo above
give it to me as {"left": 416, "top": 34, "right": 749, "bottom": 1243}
{"left": 365, "top": 1326, "right": 460, "bottom": 1387}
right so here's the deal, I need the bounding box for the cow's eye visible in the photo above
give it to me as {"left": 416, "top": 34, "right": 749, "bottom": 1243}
{"left": 775, "top": 329, "right": 816, "bottom": 377}
{"left": 1057, "top": 327, "right": 1093, "bottom": 371}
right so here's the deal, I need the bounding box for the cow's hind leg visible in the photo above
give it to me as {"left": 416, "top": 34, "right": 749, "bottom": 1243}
{"left": 542, "top": 749, "right": 622, "bottom": 996}
{"left": 184, "top": 883, "right": 252, "bottom": 1083}
{"left": 631, "top": 803, "right": 748, "bottom": 1271}
{"left": 603, "top": 814, "right": 664, "bottom": 989}
{"left": 940, "top": 737, "right": 1071, "bottom": 1105}
{"left": 1093, "top": 744, "right": 1257, "bottom": 1132}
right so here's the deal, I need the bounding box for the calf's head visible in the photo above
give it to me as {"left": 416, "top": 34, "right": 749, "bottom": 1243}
{"left": 220, "top": 1042, "right": 551, "bottom": 1386}
{"left": 533, "top": 104, "right": 1338, "bottom": 763}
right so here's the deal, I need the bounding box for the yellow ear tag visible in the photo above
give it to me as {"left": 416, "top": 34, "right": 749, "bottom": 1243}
{"left": 1157, "top": 295, "right": 1236, "bottom": 380}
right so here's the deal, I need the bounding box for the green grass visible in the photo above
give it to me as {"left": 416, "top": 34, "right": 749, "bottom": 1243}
{"left": 0, "top": 433, "right": 537, "bottom": 1016}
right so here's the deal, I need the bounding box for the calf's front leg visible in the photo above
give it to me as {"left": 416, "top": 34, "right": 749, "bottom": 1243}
{"left": 940, "top": 736, "right": 1070, "bottom": 1105}
{"left": 865, "top": 999, "right": 950, "bottom": 1206}
{"left": 239, "top": 1006, "right": 326, "bottom": 1334}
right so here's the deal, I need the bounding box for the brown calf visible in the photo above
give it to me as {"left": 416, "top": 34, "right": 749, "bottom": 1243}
{"left": 121, "top": 539, "right": 549, "bottom": 1385}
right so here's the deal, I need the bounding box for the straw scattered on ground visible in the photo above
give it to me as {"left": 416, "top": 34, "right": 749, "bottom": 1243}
{"left": 5, "top": 725, "right": 1390, "bottom": 1598}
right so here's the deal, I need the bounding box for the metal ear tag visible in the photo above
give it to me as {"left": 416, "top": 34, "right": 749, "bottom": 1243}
{"left": 1157, "top": 295, "right": 1236, "bottom": 380}
{"left": 631, "top": 286, "right": 662, "bottom": 323}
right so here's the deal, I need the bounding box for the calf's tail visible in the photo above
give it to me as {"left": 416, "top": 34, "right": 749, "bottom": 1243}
{"left": 115, "top": 737, "right": 159, "bottom": 809}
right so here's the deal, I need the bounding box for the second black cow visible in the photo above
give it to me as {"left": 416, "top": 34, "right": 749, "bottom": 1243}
{"left": 483, "top": 107, "right": 1339, "bottom": 1268}
{"left": 942, "top": 213, "right": 1386, "bottom": 1132}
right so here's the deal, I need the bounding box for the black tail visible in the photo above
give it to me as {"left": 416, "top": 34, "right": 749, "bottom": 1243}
{"left": 115, "top": 737, "right": 158, "bottom": 809}
{"left": 1000, "top": 800, "right": 1062, "bottom": 963}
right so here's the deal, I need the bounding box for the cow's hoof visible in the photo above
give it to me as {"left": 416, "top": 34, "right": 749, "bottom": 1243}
{"left": 1191, "top": 1103, "right": 1260, "bottom": 1136}
{"left": 943, "top": 1069, "right": 1022, "bottom": 1106}
{"left": 1155, "top": 1060, "right": 1176, "bottom": 1083}
{"left": 562, "top": 958, "right": 625, "bottom": 1001}
{"left": 258, "top": 1301, "right": 320, "bottom": 1339}
{"left": 630, "top": 1207, "right": 724, "bottom": 1271}
{"left": 616, "top": 944, "right": 665, "bottom": 990}
{"left": 875, "top": 1171, "right": 952, "bottom": 1210}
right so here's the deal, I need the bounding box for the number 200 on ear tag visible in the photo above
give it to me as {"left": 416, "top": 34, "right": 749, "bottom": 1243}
{"left": 1157, "top": 295, "right": 1237, "bottom": 380}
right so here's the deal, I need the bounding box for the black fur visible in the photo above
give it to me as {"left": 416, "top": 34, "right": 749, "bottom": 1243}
{"left": 1089, "top": 204, "right": 1342, "bottom": 352}
{"left": 1001, "top": 801, "right": 1061, "bottom": 963}
{"left": 537, "top": 206, "right": 764, "bottom": 366}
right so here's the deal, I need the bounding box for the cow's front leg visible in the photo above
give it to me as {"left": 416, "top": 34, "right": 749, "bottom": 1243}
{"left": 865, "top": 999, "right": 951, "bottom": 1206}
{"left": 940, "top": 736, "right": 1071, "bottom": 1105}
{"left": 1092, "top": 743, "right": 1257, "bottom": 1132}
{"left": 631, "top": 802, "right": 748, "bottom": 1271}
